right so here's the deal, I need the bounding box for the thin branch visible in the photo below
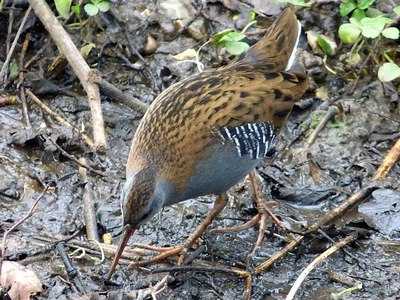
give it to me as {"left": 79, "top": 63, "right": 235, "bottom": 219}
{"left": 373, "top": 138, "right": 400, "bottom": 180}
{"left": 0, "top": 187, "right": 48, "bottom": 279}
{"left": 47, "top": 138, "right": 105, "bottom": 177}
{"left": 89, "top": 72, "right": 148, "bottom": 114}
{"left": 26, "top": 89, "right": 96, "bottom": 149}
{"left": 27, "top": 0, "right": 107, "bottom": 150}
{"left": 79, "top": 157, "right": 100, "bottom": 241}
{"left": 306, "top": 106, "right": 339, "bottom": 148}
{"left": 255, "top": 234, "right": 304, "bottom": 274}
{"left": 306, "top": 185, "right": 378, "bottom": 234}
{"left": 285, "top": 234, "right": 357, "bottom": 300}
{"left": 0, "top": 6, "right": 32, "bottom": 86}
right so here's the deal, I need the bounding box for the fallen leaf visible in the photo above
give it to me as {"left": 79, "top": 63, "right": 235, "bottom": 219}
{"left": 172, "top": 48, "right": 197, "bottom": 60}
{"left": 1, "top": 261, "right": 42, "bottom": 300}
{"left": 358, "top": 189, "right": 400, "bottom": 235}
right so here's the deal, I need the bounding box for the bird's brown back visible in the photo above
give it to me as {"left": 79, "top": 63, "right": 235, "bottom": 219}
{"left": 127, "top": 8, "right": 308, "bottom": 192}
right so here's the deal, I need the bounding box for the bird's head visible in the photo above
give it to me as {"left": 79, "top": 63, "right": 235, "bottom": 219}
{"left": 107, "top": 167, "right": 170, "bottom": 279}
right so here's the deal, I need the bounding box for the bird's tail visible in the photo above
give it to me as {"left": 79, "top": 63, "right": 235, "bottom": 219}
{"left": 242, "top": 8, "right": 301, "bottom": 73}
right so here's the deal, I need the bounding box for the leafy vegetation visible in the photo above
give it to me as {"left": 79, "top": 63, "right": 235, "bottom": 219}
{"left": 53, "top": 0, "right": 110, "bottom": 19}
{"left": 337, "top": 0, "right": 400, "bottom": 82}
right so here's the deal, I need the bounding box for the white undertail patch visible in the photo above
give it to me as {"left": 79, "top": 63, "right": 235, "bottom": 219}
{"left": 285, "top": 20, "right": 302, "bottom": 71}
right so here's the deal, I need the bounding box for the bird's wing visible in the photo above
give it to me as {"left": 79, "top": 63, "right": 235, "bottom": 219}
{"left": 218, "top": 122, "right": 276, "bottom": 159}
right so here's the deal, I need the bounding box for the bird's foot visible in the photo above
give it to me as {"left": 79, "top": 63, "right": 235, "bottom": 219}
{"left": 129, "top": 194, "right": 228, "bottom": 269}
{"left": 210, "top": 171, "right": 286, "bottom": 257}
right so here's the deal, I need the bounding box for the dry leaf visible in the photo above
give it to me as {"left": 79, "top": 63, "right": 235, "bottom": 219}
{"left": 1, "top": 261, "right": 42, "bottom": 300}
{"left": 172, "top": 48, "right": 197, "bottom": 61}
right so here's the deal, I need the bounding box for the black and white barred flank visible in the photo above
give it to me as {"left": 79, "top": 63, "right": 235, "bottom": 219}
{"left": 218, "top": 122, "right": 276, "bottom": 159}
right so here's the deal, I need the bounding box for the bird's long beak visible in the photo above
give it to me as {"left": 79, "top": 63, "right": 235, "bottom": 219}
{"left": 106, "top": 225, "right": 136, "bottom": 280}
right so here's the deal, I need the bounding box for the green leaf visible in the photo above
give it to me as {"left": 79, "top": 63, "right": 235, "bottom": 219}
{"left": 338, "top": 23, "right": 361, "bottom": 44}
{"left": 351, "top": 8, "right": 366, "bottom": 21}
{"left": 9, "top": 60, "right": 19, "bottom": 80}
{"left": 317, "top": 35, "right": 337, "bottom": 56}
{"left": 360, "top": 16, "right": 389, "bottom": 38}
{"left": 212, "top": 29, "right": 234, "bottom": 44}
{"left": 224, "top": 41, "right": 249, "bottom": 55}
{"left": 219, "top": 31, "right": 246, "bottom": 43}
{"left": 394, "top": 6, "right": 400, "bottom": 16}
{"left": 382, "top": 27, "right": 399, "bottom": 39}
{"left": 54, "top": 0, "right": 72, "bottom": 19}
{"left": 357, "top": 0, "right": 375, "bottom": 9}
{"left": 84, "top": 3, "right": 98, "bottom": 16}
{"left": 71, "top": 4, "right": 80, "bottom": 17}
{"left": 378, "top": 62, "right": 400, "bottom": 82}
{"left": 366, "top": 7, "right": 384, "bottom": 17}
{"left": 80, "top": 43, "right": 96, "bottom": 57}
{"left": 96, "top": 1, "right": 110, "bottom": 12}
{"left": 340, "top": 0, "right": 357, "bottom": 16}
{"left": 350, "top": 16, "right": 362, "bottom": 28}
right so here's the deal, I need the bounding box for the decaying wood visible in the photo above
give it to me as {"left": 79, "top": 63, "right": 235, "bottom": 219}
{"left": 79, "top": 158, "right": 100, "bottom": 242}
{"left": 373, "top": 138, "right": 400, "bottom": 180}
{"left": 285, "top": 234, "right": 357, "bottom": 300}
{"left": 27, "top": 0, "right": 107, "bottom": 151}
{"left": 26, "top": 89, "right": 96, "bottom": 149}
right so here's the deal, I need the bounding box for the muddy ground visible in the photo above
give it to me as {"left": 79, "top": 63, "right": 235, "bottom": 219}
{"left": 1, "top": 0, "right": 400, "bottom": 299}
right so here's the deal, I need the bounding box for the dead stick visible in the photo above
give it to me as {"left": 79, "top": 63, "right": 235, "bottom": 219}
{"left": 285, "top": 234, "right": 357, "bottom": 300}
{"left": 306, "top": 185, "right": 377, "bottom": 233}
{"left": 373, "top": 138, "right": 400, "bottom": 180}
{"left": 27, "top": 0, "right": 107, "bottom": 150}
{"left": 306, "top": 106, "right": 339, "bottom": 148}
{"left": 90, "top": 73, "right": 148, "bottom": 114}
{"left": 0, "top": 6, "right": 32, "bottom": 85}
{"left": 255, "top": 234, "right": 304, "bottom": 274}
{"left": 26, "top": 89, "right": 95, "bottom": 149}
{"left": 47, "top": 138, "right": 105, "bottom": 177}
{"left": 0, "top": 187, "right": 48, "bottom": 279}
{"left": 79, "top": 157, "right": 100, "bottom": 241}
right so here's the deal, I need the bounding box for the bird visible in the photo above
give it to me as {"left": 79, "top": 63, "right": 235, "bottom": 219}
{"left": 107, "top": 7, "right": 308, "bottom": 278}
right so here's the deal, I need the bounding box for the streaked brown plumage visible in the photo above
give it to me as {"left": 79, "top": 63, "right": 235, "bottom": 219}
{"left": 108, "top": 7, "right": 308, "bottom": 278}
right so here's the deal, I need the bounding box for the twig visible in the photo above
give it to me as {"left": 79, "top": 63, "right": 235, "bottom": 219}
{"left": 306, "top": 106, "right": 339, "bottom": 148}
{"left": 0, "top": 187, "right": 48, "bottom": 280}
{"left": 90, "top": 73, "right": 148, "bottom": 114}
{"left": 47, "top": 138, "right": 105, "bottom": 177}
{"left": 306, "top": 185, "right": 378, "bottom": 233}
{"left": 56, "top": 242, "right": 86, "bottom": 293}
{"left": 254, "top": 234, "right": 304, "bottom": 274}
{"left": 79, "top": 157, "right": 100, "bottom": 241}
{"left": 151, "top": 265, "right": 252, "bottom": 300}
{"left": 6, "top": 0, "right": 16, "bottom": 54}
{"left": 285, "top": 234, "right": 357, "bottom": 300}
{"left": 373, "top": 138, "right": 400, "bottom": 180}
{"left": 24, "top": 40, "right": 47, "bottom": 69}
{"left": 0, "top": 6, "right": 32, "bottom": 86}
{"left": 27, "top": 0, "right": 107, "bottom": 151}
{"left": 19, "top": 88, "right": 31, "bottom": 129}
{"left": 17, "top": 32, "right": 30, "bottom": 89}
{"left": 26, "top": 89, "right": 96, "bottom": 149}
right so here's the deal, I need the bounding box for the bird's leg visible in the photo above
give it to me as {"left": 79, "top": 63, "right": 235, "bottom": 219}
{"left": 247, "top": 170, "right": 280, "bottom": 256}
{"left": 128, "top": 194, "right": 228, "bottom": 268}
{"left": 177, "top": 193, "right": 228, "bottom": 264}
{"left": 210, "top": 170, "right": 284, "bottom": 256}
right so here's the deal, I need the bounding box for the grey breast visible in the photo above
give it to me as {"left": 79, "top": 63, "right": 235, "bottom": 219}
{"left": 178, "top": 142, "right": 261, "bottom": 202}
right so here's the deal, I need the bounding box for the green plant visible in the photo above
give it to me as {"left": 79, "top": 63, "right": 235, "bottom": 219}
{"left": 54, "top": 0, "right": 72, "bottom": 19}
{"left": 53, "top": 0, "right": 110, "bottom": 19}
{"left": 212, "top": 30, "right": 250, "bottom": 56}
{"left": 337, "top": 1, "right": 400, "bottom": 82}
{"left": 84, "top": 0, "right": 111, "bottom": 16}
